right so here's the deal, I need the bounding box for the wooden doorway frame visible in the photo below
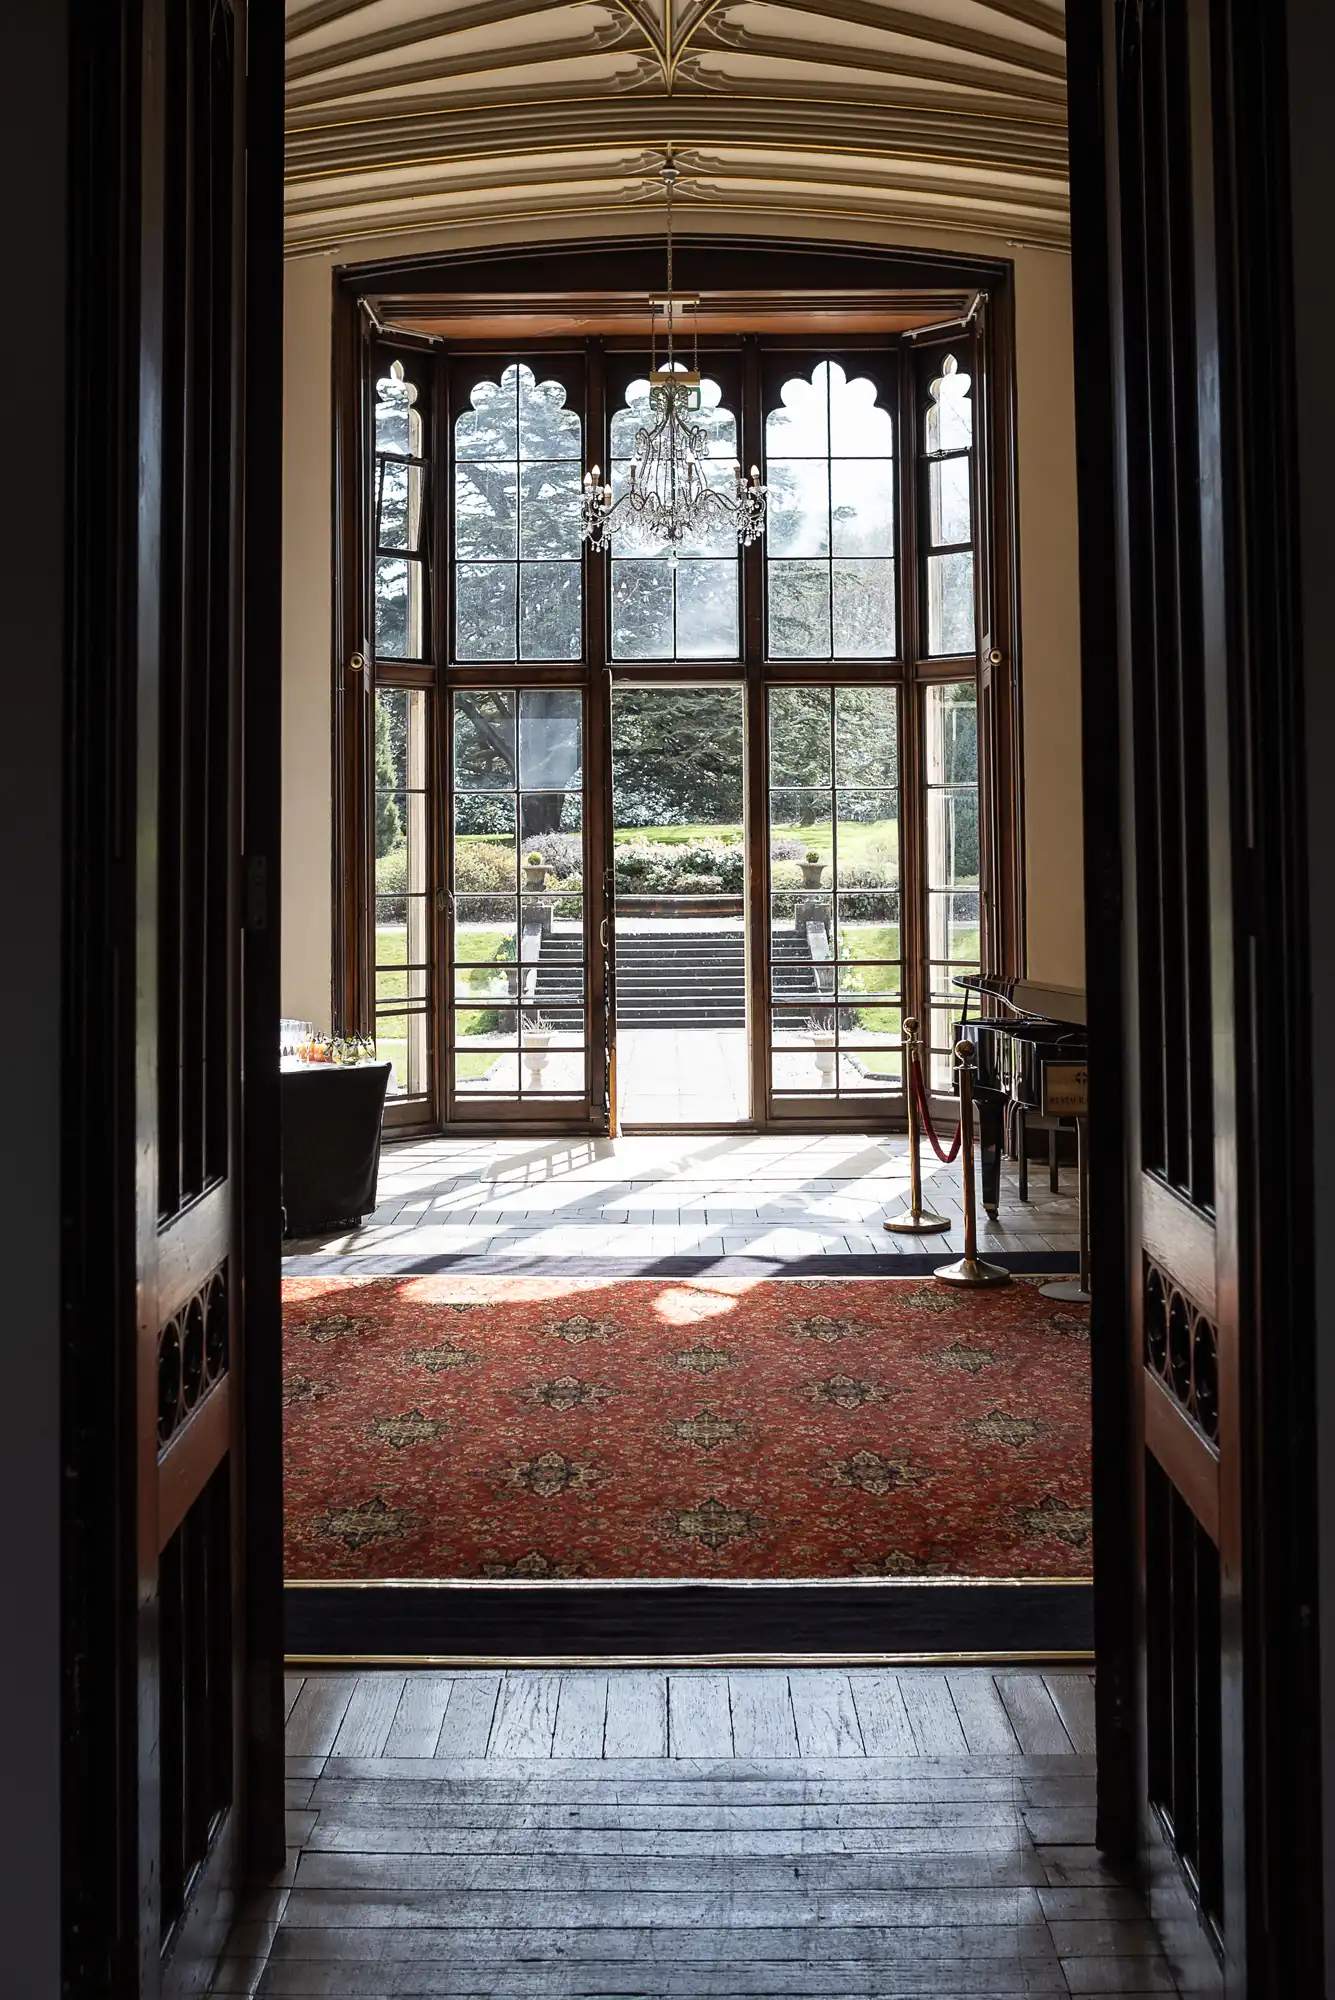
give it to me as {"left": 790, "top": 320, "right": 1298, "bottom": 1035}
{"left": 1068, "top": 0, "right": 1324, "bottom": 1987}
{"left": 60, "top": 0, "right": 286, "bottom": 1990}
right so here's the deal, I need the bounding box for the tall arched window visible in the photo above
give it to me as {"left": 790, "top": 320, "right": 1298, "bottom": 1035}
{"left": 765, "top": 360, "right": 896, "bottom": 660}
{"left": 453, "top": 363, "right": 583, "bottom": 661}
{"left": 374, "top": 360, "right": 427, "bottom": 659}
{"left": 341, "top": 308, "right": 1015, "bottom": 1136}
{"left": 609, "top": 370, "right": 741, "bottom": 660}
{"left": 923, "top": 355, "right": 975, "bottom": 657}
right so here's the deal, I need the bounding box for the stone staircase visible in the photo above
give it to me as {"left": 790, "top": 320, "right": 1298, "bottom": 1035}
{"left": 530, "top": 926, "right": 830, "bottom": 1030}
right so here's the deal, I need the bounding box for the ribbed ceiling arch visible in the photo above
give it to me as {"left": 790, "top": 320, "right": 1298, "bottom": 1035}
{"left": 284, "top": 0, "right": 1068, "bottom": 257}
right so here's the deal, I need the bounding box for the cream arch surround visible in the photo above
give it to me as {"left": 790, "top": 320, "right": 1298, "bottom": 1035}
{"left": 280, "top": 5, "right": 1083, "bottom": 1029}
{"left": 285, "top": 0, "right": 1067, "bottom": 257}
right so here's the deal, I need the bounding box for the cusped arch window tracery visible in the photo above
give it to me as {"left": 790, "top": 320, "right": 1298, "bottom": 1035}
{"left": 373, "top": 360, "right": 428, "bottom": 659}
{"left": 453, "top": 363, "right": 583, "bottom": 663}
{"left": 609, "top": 368, "right": 741, "bottom": 661}
{"left": 763, "top": 359, "right": 896, "bottom": 661}
{"left": 922, "top": 355, "right": 976, "bottom": 658}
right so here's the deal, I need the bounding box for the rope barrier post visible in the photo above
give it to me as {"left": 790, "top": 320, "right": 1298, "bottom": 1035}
{"left": 884, "top": 1017, "right": 950, "bottom": 1234}
{"left": 935, "top": 1040, "right": 1011, "bottom": 1289}
{"left": 1039, "top": 1112, "right": 1091, "bottom": 1303}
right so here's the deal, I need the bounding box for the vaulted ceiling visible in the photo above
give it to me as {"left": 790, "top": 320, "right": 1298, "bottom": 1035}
{"left": 284, "top": 0, "right": 1068, "bottom": 259}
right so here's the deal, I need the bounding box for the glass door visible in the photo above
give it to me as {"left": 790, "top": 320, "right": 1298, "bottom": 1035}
{"left": 610, "top": 685, "right": 750, "bottom": 1128}
{"left": 765, "top": 686, "right": 904, "bottom": 1109}
{"left": 447, "top": 688, "right": 592, "bottom": 1117}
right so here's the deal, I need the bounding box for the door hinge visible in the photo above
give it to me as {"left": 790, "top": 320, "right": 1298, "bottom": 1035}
{"left": 244, "top": 854, "right": 268, "bottom": 931}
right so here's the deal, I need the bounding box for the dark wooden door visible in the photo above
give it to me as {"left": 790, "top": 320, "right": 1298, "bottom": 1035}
{"left": 62, "top": 0, "right": 285, "bottom": 1991}
{"left": 1070, "top": 1, "right": 1322, "bottom": 1991}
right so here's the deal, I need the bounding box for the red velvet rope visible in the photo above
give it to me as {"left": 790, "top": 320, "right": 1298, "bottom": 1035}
{"left": 911, "top": 1051, "right": 963, "bottom": 1164}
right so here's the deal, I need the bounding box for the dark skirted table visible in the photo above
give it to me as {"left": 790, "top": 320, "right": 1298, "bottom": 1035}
{"left": 280, "top": 1060, "right": 392, "bottom": 1238}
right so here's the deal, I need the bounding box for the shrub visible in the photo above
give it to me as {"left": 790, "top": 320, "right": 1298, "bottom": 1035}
{"left": 614, "top": 839, "right": 746, "bottom": 895}
{"left": 453, "top": 841, "right": 515, "bottom": 894}
{"left": 375, "top": 845, "right": 407, "bottom": 921}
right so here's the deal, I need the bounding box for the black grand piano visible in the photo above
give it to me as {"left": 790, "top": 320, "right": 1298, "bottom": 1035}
{"left": 953, "top": 975, "right": 1088, "bottom": 1219}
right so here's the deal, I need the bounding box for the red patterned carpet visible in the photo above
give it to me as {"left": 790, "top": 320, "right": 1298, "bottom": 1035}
{"left": 282, "top": 1274, "right": 1091, "bottom": 1582}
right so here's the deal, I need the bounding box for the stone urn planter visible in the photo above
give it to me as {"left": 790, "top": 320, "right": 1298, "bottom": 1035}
{"left": 522, "top": 853, "right": 548, "bottom": 892}
{"left": 813, "top": 1030, "right": 837, "bottom": 1080}
{"left": 522, "top": 1028, "right": 552, "bottom": 1084}
{"left": 798, "top": 854, "right": 826, "bottom": 888}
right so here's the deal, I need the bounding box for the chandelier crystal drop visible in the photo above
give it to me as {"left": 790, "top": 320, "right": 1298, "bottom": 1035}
{"left": 580, "top": 160, "right": 767, "bottom": 561}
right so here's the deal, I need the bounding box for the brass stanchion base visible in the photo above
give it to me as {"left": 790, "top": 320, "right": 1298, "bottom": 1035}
{"left": 884, "top": 1209, "right": 952, "bottom": 1234}
{"left": 1039, "top": 1278, "right": 1090, "bottom": 1303}
{"left": 935, "top": 1254, "right": 1012, "bottom": 1288}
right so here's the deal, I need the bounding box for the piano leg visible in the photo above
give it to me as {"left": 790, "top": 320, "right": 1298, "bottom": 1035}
{"left": 1017, "top": 1108, "right": 1028, "bottom": 1204}
{"left": 979, "top": 1094, "right": 1004, "bottom": 1219}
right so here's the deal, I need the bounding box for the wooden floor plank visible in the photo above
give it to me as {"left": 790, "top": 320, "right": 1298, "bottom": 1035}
{"left": 433, "top": 1675, "right": 499, "bottom": 1759}
{"left": 602, "top": 1670, "right": 668, "bottom": 1758}
{"left": 667, "top": 1673, "right": 734, "bottom": 1759}
{"left": 309, "top": 1770, "right": 1057, "bottom": 1807}
{"left": 996, "top": 1675, "right": 1074, "bottom": 1756}
{"left": 283, "top": 1674, "right": 305, "bottom": 1724}
{"left": 849, "top": 1674, "right": 917, "bottom": 1757}
{"left": 330, "top": 1675, "right": 406, "bottom": 1760}
{"left": 255, "top": 1672, "right": 1173, "bottom": 2000}
{"left": 303, "top": 1823, "right": 1031, "bottom": 1857}
{"left": 306, "top": 1801, "right": 1049, "bottom": 1834}
{"left": 947, "top": 1673, "right": 1022, "bottom": 1755}
{"left": 285, "top": 1674, "right": 357, "bottom": 1759}
{"left": 383, "top": 1675, "right": 454, "bottom": 1759}
{"left": 788, "top": 1671, "right": 865, "bottom": 1757}
{"left": 487, "top": 1671, "right": 561, "bottom": 1757}
{"left": 293, "top": 1845, "right": 1051, "bottom": 1891}
{"left": 262, "top": 1920, "right": 1059, "bottom": 1967}
{"left": 728, "top": 1671, "right": 799, "bottom": 1759}
{"left": 277, "top": 1884, "right": 1047, "bottom": 1928}
{"left": 1043, "top": 1674, "right": 1097, "bottom": 1755}
{"left": 253, "top": 1961, "right": 1070, "bottom": 1997}
{"left": 550, "top": 1672, "right": 608, "bottom": 1758}
{"left": 900, "top": 1674, "right": 969, "bottom": 1756}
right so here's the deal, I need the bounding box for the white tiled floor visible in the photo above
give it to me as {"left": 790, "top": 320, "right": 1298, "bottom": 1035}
{"left": 287, "top": 1131, "right": 1080, "bottom": 1262}
{"left": 617, "top": 1028, "right": 750, "bottom": 1125}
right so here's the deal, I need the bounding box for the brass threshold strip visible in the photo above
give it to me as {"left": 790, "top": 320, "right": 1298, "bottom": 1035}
{"left": 285, "top": 1573, "right": 1091, "bottom": 1589}
{"left": 287, "top": 1648, "right": 1095, "bottom": 1668}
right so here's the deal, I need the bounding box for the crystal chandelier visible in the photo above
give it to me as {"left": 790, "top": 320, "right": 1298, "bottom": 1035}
{"left": 581, "top": 160, "right": 767, "bottom": 560}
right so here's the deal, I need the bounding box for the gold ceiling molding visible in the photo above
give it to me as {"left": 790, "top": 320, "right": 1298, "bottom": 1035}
{"left": 282, "top": 0, "right": 1068, "bottom": 255}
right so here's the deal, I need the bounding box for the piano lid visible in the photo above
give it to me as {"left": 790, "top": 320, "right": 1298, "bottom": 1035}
{"left": 954, "top": 972, "right": 1087, "bottom": 1028}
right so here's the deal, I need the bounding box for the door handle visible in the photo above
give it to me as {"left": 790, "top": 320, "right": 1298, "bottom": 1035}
{"left": 600, "top": 917, "right": 609, "bottom": 950}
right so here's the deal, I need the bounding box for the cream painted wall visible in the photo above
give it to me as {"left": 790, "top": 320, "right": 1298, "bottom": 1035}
{"left": 283, "top": 255, "right": 334, "bottom": 1029}
{"left": 1010, "top": 250, "right": 1086, "bottom": 990}
{"left": 280, "top": 211, "right": 1085, "bottom": 1023}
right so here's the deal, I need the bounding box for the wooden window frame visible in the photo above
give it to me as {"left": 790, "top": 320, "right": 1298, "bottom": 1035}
{"left": 331, "top": 245, "right": 1024, "bottom": 1136}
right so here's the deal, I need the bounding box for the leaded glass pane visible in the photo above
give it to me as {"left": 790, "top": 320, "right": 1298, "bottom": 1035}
{"left": 455, "top": 563, "right": 517, "bottom": 660}
{"left": 768, "top": 560, "right": 831, "bottom": 658}
{"left": 519, "top": 562, "right": 581, "bottom": 660}
{"left": 926, "top": 550, "right": 975, "bottom": 656}
{"left": 832, "top": 558, "right": 895, "bottom": 657}
{"left": 676, "top": 559, "right": 739, "bottom": 658}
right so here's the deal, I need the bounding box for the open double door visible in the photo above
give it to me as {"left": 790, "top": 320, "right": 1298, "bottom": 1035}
{"left": 1073, "top": 0, "right": 1323, "bottom": 1990}
{"left": 57, "top": 0, "right": 1330, "bottom": 1992}
{"left": 62, "top": 0, "right": 286, "bottom": 1989}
